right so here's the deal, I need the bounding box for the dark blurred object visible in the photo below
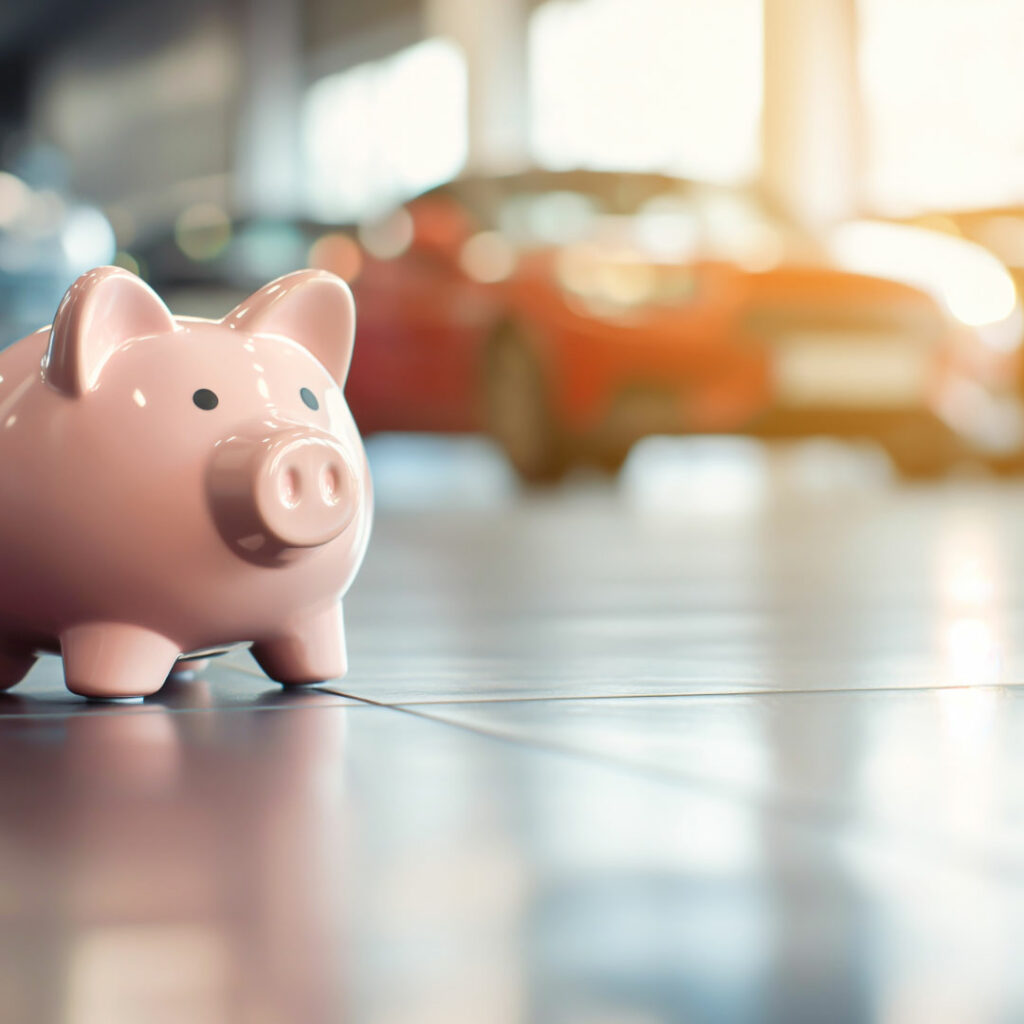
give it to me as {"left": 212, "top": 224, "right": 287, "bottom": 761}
{"left": 0, "top": 161, "right": 115, "bottom": 346}
{"left": 142, "top": 170, "right": 1024, "bottom": 481}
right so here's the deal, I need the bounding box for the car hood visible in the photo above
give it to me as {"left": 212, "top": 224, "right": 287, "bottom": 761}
{"left": 734, "top": 263, "right": 948, "bottom": 335}
{"left": 739, "top": 262, "right": 940, "bottom": 311}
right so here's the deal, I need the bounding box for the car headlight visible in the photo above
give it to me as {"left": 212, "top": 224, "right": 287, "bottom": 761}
{"left": 829, "top": 220, "right": 1022, "bottom": 351}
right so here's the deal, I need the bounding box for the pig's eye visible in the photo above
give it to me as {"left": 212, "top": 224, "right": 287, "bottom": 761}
{"left": 300, "top": 387, "right": 319, "bottom": 411}
{"left": 193, "top": 388, "right": 219, "bottom": 410}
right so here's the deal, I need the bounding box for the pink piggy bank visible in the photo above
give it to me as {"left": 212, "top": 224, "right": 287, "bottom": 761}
{"left": 0, "top": 266, "right": 372, "bottom": 699}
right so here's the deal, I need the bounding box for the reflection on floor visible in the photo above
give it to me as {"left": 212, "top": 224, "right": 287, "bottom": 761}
{"left": 2, "top": 436, "right": 1022, "bottom": 1023}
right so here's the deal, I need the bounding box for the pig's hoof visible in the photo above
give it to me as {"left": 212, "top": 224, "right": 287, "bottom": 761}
{"left": 60, "top": 623, "right": 180, "bottom": 700}
{"left": 253, "top": 663, "right": 338, "bottom": 686}
{"left": 250, "top": 643, "right": 346, "bottom": 686}
{"left": 0, "top": 647, "right": 36, "bottom": 691}
{"left": 251, "top": 605, "right": 347, "bottom": 685}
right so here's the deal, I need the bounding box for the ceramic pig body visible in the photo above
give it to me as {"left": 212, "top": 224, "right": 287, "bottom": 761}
{"left": 0, "top": 267, "right": 372, "bottom": 699}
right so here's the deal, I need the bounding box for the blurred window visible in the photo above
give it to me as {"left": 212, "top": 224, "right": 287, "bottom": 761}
{"left": 700, "top": 192, "right": 781, "bottom": 262}
{"left": 498, "top": 191, "right": 602, "bottom": 244}
{"left": 304, "top": 39, "right": 468, "bottom": 221}
{"left": 860, "top": 0, "right": 1024, "bottom": 213}
{"left": 528, "top": 0, "right": 762, "bottom": 182}
{"left": 476, "top": 173, "right": 802, "bottom": 269}
{"left": 555, "top": 242, "right": 702, "bottom": 313}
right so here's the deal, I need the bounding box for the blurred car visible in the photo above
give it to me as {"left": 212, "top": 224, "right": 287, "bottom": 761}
{"left": 331, "top": 172, "right": 1024, "bottom": 479}
{"left": 140, "top": 171, "right": 1024, "bottom": 480}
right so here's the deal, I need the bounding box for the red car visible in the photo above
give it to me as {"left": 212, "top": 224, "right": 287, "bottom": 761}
{"left": 315, "top": 171, "right": 1024, "bottom": 479}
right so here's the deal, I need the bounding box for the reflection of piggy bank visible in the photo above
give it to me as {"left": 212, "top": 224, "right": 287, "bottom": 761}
{"left": 0, "top": 267, "right": 372, "bottom": 698}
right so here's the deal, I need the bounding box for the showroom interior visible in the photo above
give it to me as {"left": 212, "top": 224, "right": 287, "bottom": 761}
{"left": 0, "top": 1, "right": 1022, "bottom": 1022}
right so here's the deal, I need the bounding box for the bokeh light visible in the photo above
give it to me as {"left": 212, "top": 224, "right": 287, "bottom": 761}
{"left": 309, "top": 232, "right": 364, "bottom": 282}
{"left": 174, "top": 203, "right": 232, "bottom": 262}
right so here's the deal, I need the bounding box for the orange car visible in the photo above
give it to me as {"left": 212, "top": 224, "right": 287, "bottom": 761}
{"left": 323, "top": 171, "right": 1023, "bottom": 479}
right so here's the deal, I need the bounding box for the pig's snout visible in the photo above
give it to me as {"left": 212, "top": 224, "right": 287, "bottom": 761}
{"left": 256, "top": 434, "right": 357, "bottom": 548}
{"left": 209, "top": 428, "right": 359, "bottom": 560}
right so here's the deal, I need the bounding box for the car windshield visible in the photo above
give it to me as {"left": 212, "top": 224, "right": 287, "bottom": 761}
{"left": 442, "top": 172, "right": 816, "bottom": 268}
{"left": 554, "top": 245, "right": 702, "bottom": 313}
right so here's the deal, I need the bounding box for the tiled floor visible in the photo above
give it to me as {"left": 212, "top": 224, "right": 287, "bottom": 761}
{"left": 2, "top": 438, "right": 1023, "bottom": 1023}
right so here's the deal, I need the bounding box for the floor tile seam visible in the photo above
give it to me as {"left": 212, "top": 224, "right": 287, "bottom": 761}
{"left": 323, "top": 680, "right": 1023, "bottom": 707}
{"left": 344, "top": 694, "right": 1020, "bottom": 879}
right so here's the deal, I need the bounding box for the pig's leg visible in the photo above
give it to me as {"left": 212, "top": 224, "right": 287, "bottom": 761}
{"left": 251, "top": 603, "right": 346, "bottom": 685}
{"left": 60, "top": 623, "right": 181, "bottom": 699}
{"left": 0, "top": 643, "right": 36, "bottom": 690}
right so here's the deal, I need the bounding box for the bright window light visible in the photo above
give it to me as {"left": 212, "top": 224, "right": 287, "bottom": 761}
{"left": 860, "top": 0, "right": 1024, "bottom": 213}
{"left": 528, "top": 0, "right": 762, "bottom": 182}
{"left": 304, "top": 39, "right": 468, "bottom": 221}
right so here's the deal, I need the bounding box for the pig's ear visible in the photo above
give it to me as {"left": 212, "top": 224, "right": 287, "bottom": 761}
{"left": 223, "top": 270, "right": 355, "bottom": 386}
{"left": 44, "top": 266, "right": 177, "bottom": 396}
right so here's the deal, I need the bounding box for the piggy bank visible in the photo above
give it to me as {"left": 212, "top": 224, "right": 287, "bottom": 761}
{"left": 0, "top": 266, "right": 372, "bottom": 699}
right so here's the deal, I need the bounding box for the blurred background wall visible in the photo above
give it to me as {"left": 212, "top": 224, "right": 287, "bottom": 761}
{"left": 5, "top": 0, "right": 1024, "bottom": 484}
{"left": 31, "top": 1, "right": 239, "bottom": 231}
{"left": 5, "top": 0, "right": 858, "bottom": 233}
{"left": 0, "top": 0, "right": 841, "bottom": 324}
{"left": 10, "top": 0, "right": 1024, "bottom": 254}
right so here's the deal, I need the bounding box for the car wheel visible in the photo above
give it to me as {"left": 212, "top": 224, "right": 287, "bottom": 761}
{"left": 593, "top": 445, "right": 632, "bottom": 475}
{"left": 985, "top": 451, "right": 1024, "bottom": 476}
{"left": 484, "top": 323, "right": 567, "bottom": 483}
{"left": 883, "top": 420, "right": 959, "bottom": 480}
